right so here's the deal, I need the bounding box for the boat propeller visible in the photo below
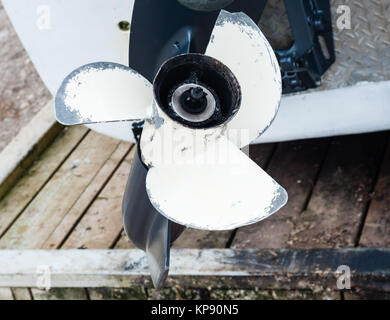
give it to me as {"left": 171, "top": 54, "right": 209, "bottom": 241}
{"left": 55, "top": 10, "right": 287, "bottom": 289}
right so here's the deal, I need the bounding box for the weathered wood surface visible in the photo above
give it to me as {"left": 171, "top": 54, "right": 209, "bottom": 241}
{"left": 0, "top": 126, "right": 88, "bottom": 239}
{"left": 233, "top": 139, "right": 329, "bottom": 248}
{"left": 62, "top": 148, "right": 136, "bottom": 249}
{"left": 31, "top": 288, "right": 88, "bottom": 300}
{"left": 291, "top": 133, "right": 388, "bottom": 248}
{"left": 209, "top": 289, "right": 339, "bottom": 300}
{"left": 43, "top": 143, "right": 134, "bottom": 249}
{"left": 0, "top": 287, "right": 13, "bottom": 300}
{"left": 2, "top": 130, "right": 389, "bottom": 252}
{"left": 114, "top": 230, "right": 136, "bottom": 249}
{"left": 344, "top": 290, "right": 390, "bottom": 300}
{"left": 89, "top": 287, "right": 146, "bottom": 300}
{"left": 0, "top": 101, "right": 62, "bottom": 201}
{"left": 0, "top": 2, "right": 52, "bottom": 154}
{"left": 21, "top": 135, "right": 133, "bottom": 299}
{"left": 360, "top": 139, "right": 390, "bottom": 247}
{"left": 0, "top": 131, "right": 121, "bottom": 249}
{"left": 234, "top": 133, "right": 389, "bottom": 249}
{"left": 0, "top": 126, "right": 89, "bottom": 297}
{"left": 37, "top": 141, "right": 134, "bottom": 299}
{"left": 11, "top": 288, "right": 32, "bottom": 300}
{"left": 0, "top": 127, "right": 96, "bottom": 299}
{"left": 0, "top": 126, "right": 389, "bottom": 299}
{"left": 0, "top": 249, "right": 388, "bottom": 292}
{"left": 247, "top": 143, "right": 277, "bottom": 169}
{"left": 114, "top": 214, "right": 234, "bottom": 251}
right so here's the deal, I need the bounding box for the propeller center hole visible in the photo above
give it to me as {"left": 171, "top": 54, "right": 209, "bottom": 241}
{"left": 171, "top": 84, "right": 216, "bottom": 123}
{"left": 180, "top": 87, "right": 208, "bottom": 114}
{"left": 153, "top": 53, "right": 241, "bottom": 128}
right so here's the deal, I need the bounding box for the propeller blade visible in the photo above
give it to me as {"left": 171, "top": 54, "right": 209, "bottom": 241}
{"left": 206, "top": 10, "right": 282, "bottom": 147}
{"left": 145, "top": 136, "right": 287, "bottom": 230}
{"left": 55, "top": 62, "right": 153, "bottom": 125}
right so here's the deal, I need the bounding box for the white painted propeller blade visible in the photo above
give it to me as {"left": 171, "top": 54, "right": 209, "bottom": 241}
{"left": 55, "top": 62, "right": 152, "bottom": 125}
{"left": 145, "top": 136, "right": 287, "bottom": 231}
{"left": 206, "top": 10, "right": 282, "bottom": 147}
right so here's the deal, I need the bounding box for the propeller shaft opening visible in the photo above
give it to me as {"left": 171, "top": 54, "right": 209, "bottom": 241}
{"left": 180, "top": 87, "right": 207, "bottom": 114}
{"left": 153, "top": 53, "right": 241, "bottom": 129}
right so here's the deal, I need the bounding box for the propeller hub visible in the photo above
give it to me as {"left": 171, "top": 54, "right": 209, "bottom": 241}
{"left": 181, "top": 87, "right": 207, "bottom": 114}
{"left": 171, "top": 84, "right": 216, "bottom": 123}
{"left": 153, "top": 53, "right": 241, "bottom": 129}
{"left": 180, "top": 87, "right": 207, "bottom": 114}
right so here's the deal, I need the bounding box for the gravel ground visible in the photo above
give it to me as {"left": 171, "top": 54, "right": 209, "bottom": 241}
{"left": 0, "top": 3, "right": 51, "bottom": 153}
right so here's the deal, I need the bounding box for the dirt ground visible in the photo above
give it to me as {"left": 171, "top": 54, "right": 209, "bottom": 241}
{"left": 0, "top": 3, "right": 51, "bottom": 153}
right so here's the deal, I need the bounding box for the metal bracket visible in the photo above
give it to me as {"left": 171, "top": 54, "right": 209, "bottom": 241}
{"left": 277, "top": 0, "right": 335, "bottom": 93}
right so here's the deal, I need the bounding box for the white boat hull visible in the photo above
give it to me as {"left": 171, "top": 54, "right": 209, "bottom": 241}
{"left": 3, "top": 0, "right": 390, "bottom": 143}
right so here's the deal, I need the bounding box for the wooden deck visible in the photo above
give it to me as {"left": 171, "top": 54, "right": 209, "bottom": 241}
{"left": 0, "top": 126, "right": 389, "bottom": 300}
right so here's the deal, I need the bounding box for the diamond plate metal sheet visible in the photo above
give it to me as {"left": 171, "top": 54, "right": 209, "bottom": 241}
{"left": 259, "top": 0, "right": 390, "bottom": 91}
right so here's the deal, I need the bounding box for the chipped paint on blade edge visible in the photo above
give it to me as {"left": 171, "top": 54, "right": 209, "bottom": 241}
{"left": 145, "top": 174, "right": 288, "bottom": 231}
{"left": 208, "top": 10, "right": 282, "bottom": 147}
{"left": 55, "top": 61, "right": 151, "bottom": 125}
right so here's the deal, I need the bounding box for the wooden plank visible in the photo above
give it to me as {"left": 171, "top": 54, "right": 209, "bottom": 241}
{"left": 113, "top": 224, "right": 234, "bottom": 249}
{"left": 233, "top": 139, "right": 329, "bottom": 248}
{"left": 0, "top": 249, "right": 388, "bottom": 292}
{"left": 147, "top": 287, "right": 210, "bottom": 300}
{"left": 0, "top": 127, "right": 93, "bottom": 300}
{"left": 249, "top": 143, "right": 277, "bottom": 169}
{"left": 115, "top": 226, "right": 234, "bottom": 298}
{"left": 61, "top": 148, "right": 136, "bottom": 249}
{"left": 173, "top": 229, "right": 231, "bottom": 249}
{"left": 359, "top": 140, "right": 390, "bottom": 247}
{"left": 85, "top": 149, "right": 137, "bottom": 300}
{"left": 114, "top": 230, "right": 136, "bottom": 249}
{"left": 41, "top": 142, "right": 132, "bottom": 300}
{"left": 209, "top": 289, "right": 340, "bottom": 300}
{"left": 0, "top": 126, "right": 88, "bottom": 238}
{"left": 290, "top": 133, "right": 388, "bottom": 248}
{"left": 42, "top": 142, "right": 133, "bottom": 249}
{"left": 92, "top": 233, "right": 141, "bottom": 300}
{"left": 344, "top": 291, "right": 390, "bottom": 300}
{"left": 0, "top": 127, "right": 91, "bottom": 301}
{"left": 89, "top": 288, "right": 147, "bottom": 300}
{"left": 0, "top": 131, "right": 120, "bottom": 249}
{"left": 11, "top": 288, "right": 32, "bottom": 300}
{"left": 0, "top": 288, "right": 14, "bottom": 300}
{"left": 113, "top": 216, "right": 232, "bottom": 251}
{"left": 145, "top": 287, "right": 337, "bottom": 300}
{"left": 39, "top": 142, "right": 132, "bottom": 300}
{"left": 0, "top": 101, "right": 63, "bottom": 200}
{"left": 63, "top": 148, "right": 136, "bottom": 301}
{"left": 147, "top": 287, "right": 340, "bottom": 300}
{"left": 31, "top": 288, "right": 88, "bottom": 300}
